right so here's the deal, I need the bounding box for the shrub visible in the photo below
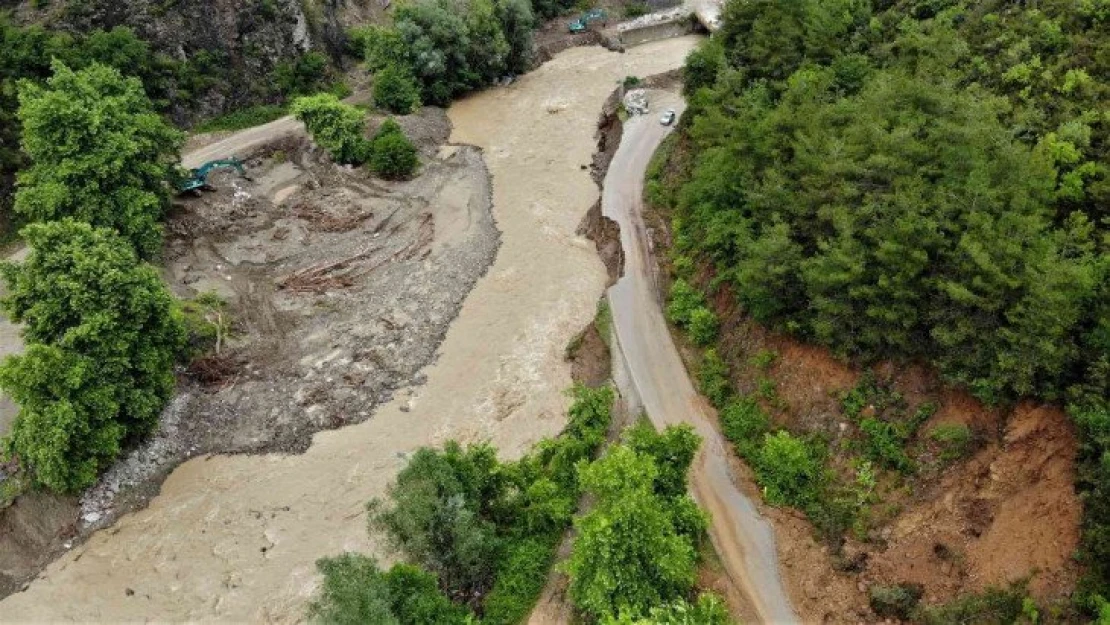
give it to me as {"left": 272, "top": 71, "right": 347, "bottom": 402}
{"left": 869, "top": 583, "right": 923, "bottom": 620}
{"left": 482, "top": 537, "right": 557, "bottom": 625}
{"left": 697, "top": 349, "right": 731, "bottom": 407}
{"left": 859, "top": 417, "right": 914, "bottom": 474}
{"left": 754, "top": 431, "right": 824, "bottom": 509}
{"left": 373, "top": 64, "right": 421, "bottom": 114}
{"left": 929, "top": 423, "right": 973, "bottom": 463}
{"left": 624, "top": 422, "right": 700, "bottom": 499}
{"left": 291, "top": 93, "right": 372, "bottom": 165}
{"left": 720, "top": 396, "right": 769, "bottom": 458}
{"left": 623, "top": 2, "right": 649, "bottom": 18}
{"left": 367, "top": 442, "right": 503, "bottom": 598}
{"left": 914, "top": 585, "right": 1028, "bottom": 625}
{"left": 666, "top": 279, "right": 703, "bottom": 326}
{"left": 370, "top": 125, "right": 419, "bottom": 179}
{"left": 603, "top": 593, "right": 732, "bottom": 624}
{"left": 688, "top": 306, "right": 719, "bottom": 346}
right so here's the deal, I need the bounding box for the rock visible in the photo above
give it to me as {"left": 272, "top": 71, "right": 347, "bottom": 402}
{"left": 940, "top": 561, "right": 953, "bottom": 576}
{"left": 83, "top": 511, "right": 102, "bottom": 524}
{"left": 622, "top": 89, "right": 650, "bottom": 115}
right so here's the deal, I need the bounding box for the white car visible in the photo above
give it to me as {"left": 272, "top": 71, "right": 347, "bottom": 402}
{"left": 660, "top": 109, "right": 676, "bottom": 126}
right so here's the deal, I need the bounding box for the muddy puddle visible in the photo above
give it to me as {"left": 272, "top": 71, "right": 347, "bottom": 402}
{"left": 0, "top": 36, "right": 702, "bottom": 621}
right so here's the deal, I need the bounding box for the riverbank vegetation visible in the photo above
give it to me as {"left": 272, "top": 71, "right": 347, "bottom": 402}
{"left": 349, "top": 0, "right": 535, "bottom": 108}
{"left": 309, "top": 385, "right": 731, "bottom": 623}
{"left": 0, "top": 62, "right": 185, "bottom": 493}
{"left": 658, "top": 0, "right": 1108, "bottom": 618}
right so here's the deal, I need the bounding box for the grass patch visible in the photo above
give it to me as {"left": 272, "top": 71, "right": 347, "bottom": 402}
{"left": 194, "top": 104, "right": 288, "bottom": 133}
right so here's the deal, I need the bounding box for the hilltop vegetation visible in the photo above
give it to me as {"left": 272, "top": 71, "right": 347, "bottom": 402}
{"left": 662, "top": 0, "right": 1109, "bottom": 615}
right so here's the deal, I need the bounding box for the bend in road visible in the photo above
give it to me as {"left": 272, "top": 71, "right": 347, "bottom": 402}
{"left": 603, "top": 96, "right": 799, "bottom": 624}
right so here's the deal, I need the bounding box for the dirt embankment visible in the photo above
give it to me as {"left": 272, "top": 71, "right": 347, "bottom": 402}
{"left": 644, "top": 197, "right": 1082, "bottom": 621}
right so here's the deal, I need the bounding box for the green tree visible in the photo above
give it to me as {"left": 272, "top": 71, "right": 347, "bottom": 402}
{"left": 566, "top": 446, "right": 698, "bottom": 620}
{"left": 308, "top": 554, "right": 470, "bottom": 625}
{"left": 754, "top": 431, "right": 824, "bottom": 508}
{"left": 14, "top": 61, "right": 183, "bottom": 257}
{"left": 0, "top": 220, "right": 185, "bottom": 492}
{"left": 374, "top": 64, "right": 421, "bottom": 115}
{"left": 368, "top": 442, "right": 503, "bottom": 598}
{"left": 370, "top": 120, "right": 419, "bottom": 179}
{"left": 292, "top": 93, "right": 372, "bottom": 165}
{"left": 496, "top": 0, "right": 534, "bottom": 74}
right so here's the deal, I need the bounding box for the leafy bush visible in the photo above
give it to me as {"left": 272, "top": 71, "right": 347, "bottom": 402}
{"left": 0, "top": 220, "right": 185, "bottom": 492}
{"left": 623, "top": 2, "right": 649, "bottom": 18}
{"left": 869, "top": 583, "right": 923, "bottom": 620}
{"left": 482, "top": 536, "right": 557, "bottom": 625}
{"left": 373, "top": 65, "right": 421, "bottom": 114}
{"left": 754, "top": 431, "right": 824, "bottom": 509}
{"left": 370, "top": 122, "right": 419, "bottom": 179}
{"left": 368, "top": 442, "right": 503, "bottom": 598}
{"left": 14, "top": 61, "right": 183, "bottom": 258}
{"left": 929, "top": 423, "right": 973, "bottom": 463}
{"left": 375, "top": 0, "right": 534, "bottom": 107}
{"left": 687, "top": 306, "right": 719, "bottom": 346}
{"left": 292, "top": 93, "right": 373, "bottom": 165}
{"left": 720, "top": 396, "right": 770, "bottom": 459}
{"left": 666, "top": 279, "right": 703, "bottom": 326}
{"left": 859, "top": 417, "right": 914, "bottom": 474}
{"left": 603, "top": 593, "right": 733, "bottom": 624}
{"left": 274, "top": 52, "right": 336, "bottom": 98}
{"left": 624, "top": 422, "right": 700, "bottom": 499}
{"left": 178, "top": 292, "right": 231, "bottom": 357}
{"left": 697, "top": 349, "right": 732, "bottom": 408}
{"left": 914, "top": 585, "right": 1028, "bottom": 625}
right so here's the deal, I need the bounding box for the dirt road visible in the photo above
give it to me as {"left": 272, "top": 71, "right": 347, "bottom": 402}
{"left": 0, "top": 37, "right": 702, "bottom": 621}
{"left": 604, "top": 96, "right": 799, "bottom": 623}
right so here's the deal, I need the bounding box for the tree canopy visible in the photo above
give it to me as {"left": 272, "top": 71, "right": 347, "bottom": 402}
{"left": 666, "top": 0, "right": 1110, "bottom": 610}
{"left": 14, "top": 61, "right": 183, "bottom": 257}
{"left": 292, "top": 93, "right": 373, "bottom": 165}
{"left": 0, "top": 220, "right": 184, "bottom": 492}
{"left": 355, "top": 0, "right": 533, "bottom": 107}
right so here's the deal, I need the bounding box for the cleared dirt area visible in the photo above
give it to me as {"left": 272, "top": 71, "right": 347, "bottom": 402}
{"left": 0, "top": 37, "right": 701, "bottom": 621}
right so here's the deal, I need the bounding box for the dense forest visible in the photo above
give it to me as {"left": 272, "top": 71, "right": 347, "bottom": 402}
{"left": 663, "top": 0, "right": 1108, "bottom": 615}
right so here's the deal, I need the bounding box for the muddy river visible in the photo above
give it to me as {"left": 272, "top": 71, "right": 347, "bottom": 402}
{"left": 0, "top": 36, "right": 702, "bottom": 621}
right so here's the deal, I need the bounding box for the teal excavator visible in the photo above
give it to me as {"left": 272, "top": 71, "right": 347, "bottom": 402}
{"left": 177, "top": 158, "right": 248, "bottom": 194}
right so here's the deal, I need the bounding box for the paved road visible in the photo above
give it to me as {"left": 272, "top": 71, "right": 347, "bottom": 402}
{"left": 182, "top": 115, "right": 304, "bottom": 170}
{"left": 603, "top": 95, "right": 799, "bottom": 624}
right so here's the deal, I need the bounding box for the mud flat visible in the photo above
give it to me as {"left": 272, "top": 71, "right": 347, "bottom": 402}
{"left": 0, "top": 36, "right": 702, "bottom": 621}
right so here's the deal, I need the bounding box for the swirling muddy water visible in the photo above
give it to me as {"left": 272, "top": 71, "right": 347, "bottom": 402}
{"left": 0, "top": 36, "right": 701, "bottom": 621}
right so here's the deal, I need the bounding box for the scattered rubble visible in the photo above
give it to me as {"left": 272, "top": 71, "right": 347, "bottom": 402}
{"left": 623, "top": 89, "right": 650, "bottom": 115}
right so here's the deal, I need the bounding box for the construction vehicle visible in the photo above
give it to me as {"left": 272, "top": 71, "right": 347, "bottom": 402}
{"left": 177, "top": 158, "right": 248, "bottom": 194}
{"left": 568, "top": 8, "right": 607, "bottom": 33}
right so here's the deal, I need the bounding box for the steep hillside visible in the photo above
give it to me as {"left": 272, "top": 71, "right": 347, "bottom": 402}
{"left": 656, "top": 0, "right": 1109, "bottom": 620}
